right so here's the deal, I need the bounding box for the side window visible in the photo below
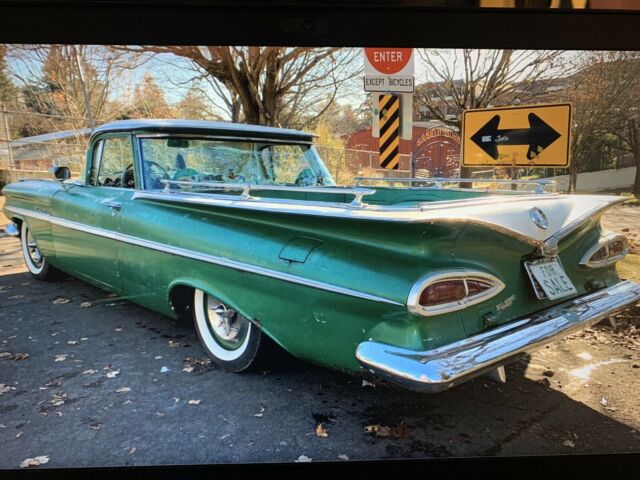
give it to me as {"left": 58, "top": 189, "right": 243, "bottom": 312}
{"left": 95, "top": 136, "right": 135, "bottom": 188}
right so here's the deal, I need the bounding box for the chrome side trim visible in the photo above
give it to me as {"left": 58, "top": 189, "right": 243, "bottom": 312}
{"left": 357, "top": 280, "right": 640, "bottom": 393}
{"left": 135, "top": 133, "right": 314, "bottom": 145}
{"left": 579, "top": 232, "right": 629, "bottom": 268}
{"left": 407, "top": 270, "right": 506, "bottom": 316}
{"left": 5, "top": 206, "right": 403, "bottom": 306}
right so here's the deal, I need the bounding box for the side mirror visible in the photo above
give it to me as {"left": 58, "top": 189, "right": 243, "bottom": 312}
{"left": 49, "top": 166, "right": 71, "bottom": 181}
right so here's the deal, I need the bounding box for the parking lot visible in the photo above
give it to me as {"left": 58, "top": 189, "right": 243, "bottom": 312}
{"left": 1, "top": 197, "right": 640, "bottom": 468}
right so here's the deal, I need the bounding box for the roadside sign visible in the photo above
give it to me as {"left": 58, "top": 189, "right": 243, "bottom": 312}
{"left": 379, "top": 94, "right": 401, "bottom": 170}
{"left": 461, "top": 103, "right": 572, "bottom": 167}
{"left": 363, "top": 47, "right": 415, "bottom": 93}
{"left": 371, "top": 92, "right": 412, "bottom": 140}
{"left": 364, "top": 48, "right": 414, "bottom": 76}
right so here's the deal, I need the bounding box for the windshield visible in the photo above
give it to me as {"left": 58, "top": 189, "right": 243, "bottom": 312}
{"left": 138, "top": 137, "right": 335, "bottom": 190}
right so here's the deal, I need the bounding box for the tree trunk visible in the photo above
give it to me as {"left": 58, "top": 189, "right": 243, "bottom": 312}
{"left": 569, "top": 160, "right": 578, "bottom": 193}
{"left": 632, "top": 121, "right": 640, "bottom": 196}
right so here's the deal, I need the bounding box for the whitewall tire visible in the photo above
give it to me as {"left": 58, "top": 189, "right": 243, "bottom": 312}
{"left": 193, "top": 288, "right": 263, "bottom": 372}
{"left": 20, "top": 221, "right": 59, "bottom": 280}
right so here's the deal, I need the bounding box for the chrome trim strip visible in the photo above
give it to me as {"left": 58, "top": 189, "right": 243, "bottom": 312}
{"left": 5, "top": 206, "right": 402, "bottom": 306}
{"left": 579, "top": 232, "right": 629, "bottom": 268}
{"left": 357, "top": 280, "right": 640, "bottom": 393}
{"left": 354, "top": 176, "right": 555, "bottom": 193}
{"left": 407, "top": 269, "right": 505, "bottom": 316}
{"left": 159, "top": 180, "right": 376, "bottom": 207}
{"left": 135, "top": 133, "right": 314, "bottom": 145}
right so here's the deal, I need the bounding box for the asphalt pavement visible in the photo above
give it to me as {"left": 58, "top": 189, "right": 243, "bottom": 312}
{"left": 1, "top": 218, "right": 640, "bottom": 468}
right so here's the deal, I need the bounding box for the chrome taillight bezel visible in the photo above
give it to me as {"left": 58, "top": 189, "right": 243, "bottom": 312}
{"left": 579, "top": 232, "right": 629, "bottom": 268}
{"left": 408, "top": 270, "right": 506, "bottom": 317}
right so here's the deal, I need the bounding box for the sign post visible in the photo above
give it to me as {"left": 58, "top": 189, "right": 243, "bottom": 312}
{"left": 461, "top": 103, "right": 572, "bottom": 168}
{"left": 363, "top": 47, "right": 414, "bottom": 170}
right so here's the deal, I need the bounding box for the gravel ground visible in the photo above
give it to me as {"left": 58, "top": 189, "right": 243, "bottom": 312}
{"left": 1, "top": 197, "right": 640, "bottom": 469}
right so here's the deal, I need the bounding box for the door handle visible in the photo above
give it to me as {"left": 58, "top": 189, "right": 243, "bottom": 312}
{"left": 104, "top": 201, "right": 122, "bottom": 211}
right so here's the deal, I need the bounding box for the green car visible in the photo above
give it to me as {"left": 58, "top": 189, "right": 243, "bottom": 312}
{"left": 3, "top": 119, "right": 640, "bottom": 392}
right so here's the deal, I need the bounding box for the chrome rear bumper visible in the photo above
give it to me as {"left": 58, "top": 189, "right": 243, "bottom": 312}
{"left": 356, "top": 280, "right": 640, "bottom": 393}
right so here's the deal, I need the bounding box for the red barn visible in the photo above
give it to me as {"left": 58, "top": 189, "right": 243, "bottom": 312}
{"left": 343, "top": 122, "right": 460, "bottom": 177}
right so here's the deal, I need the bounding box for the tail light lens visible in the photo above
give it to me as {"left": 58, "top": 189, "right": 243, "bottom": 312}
{"left": 409, "top": 271, "right": 505, "bottom": 316}
{"left": 580, "top": 233, "right": 628, "bottom": 268}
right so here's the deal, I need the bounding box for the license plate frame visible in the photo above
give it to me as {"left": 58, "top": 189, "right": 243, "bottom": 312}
{"left": 524, "top": 257, "right": 577, "bottom": 300}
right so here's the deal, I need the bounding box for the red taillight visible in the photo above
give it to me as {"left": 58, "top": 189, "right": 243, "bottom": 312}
{"left": 608, "top": 239, "right": 626, "bottom": 257}
{"left": 590, "top": 246, "right": 608, "bottom": 262}
{"left": 583, "top": 234, "right": 629, "bottom": 268}
{"left": 419, "top": 280, "right": 466, "bottom": 306}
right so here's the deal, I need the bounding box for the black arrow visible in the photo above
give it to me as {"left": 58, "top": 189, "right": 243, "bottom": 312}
{"left": 470, "top": 113, "right": 561, "bottom": 160}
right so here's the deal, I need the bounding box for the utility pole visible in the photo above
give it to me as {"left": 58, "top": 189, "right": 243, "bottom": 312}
{"left": 72, "top": 45, "right": 96, "bottom": 131}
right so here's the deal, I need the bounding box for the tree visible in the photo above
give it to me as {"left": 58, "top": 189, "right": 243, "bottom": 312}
{"left": 126, "top": 72, "right": 173, "bottom": 119}
{"left": 415, "top": 49, "right": 573, "bottom": 180}
{"left": 0, "top": 45, "right": 16, "bottom": 106}
{"left": 112, "top": 46, "right": 360, "bottom": 128}
{"left": 174, "top": 85, "right": 218, "bottom": 120}
{"left": 567, "top": 52, "right": 640, "bottom": 192}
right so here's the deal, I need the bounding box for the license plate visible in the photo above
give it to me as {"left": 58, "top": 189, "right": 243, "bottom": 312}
{"left": 525, "top": 257, "right": 577, "bottom": 300}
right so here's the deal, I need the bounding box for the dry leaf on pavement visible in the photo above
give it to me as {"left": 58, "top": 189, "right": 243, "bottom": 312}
{"left": 0, "top": 384, "right": 12, "bottom": 395}
{"left": 67, "top": 341, "right": 78, "bottom": 345}
{"left": 105, "top": 370, "right": 120, "bottom": 378}
{"left": 82, "top": 369, "right": 97, "bottom": 375}
{"left": 53, "top": 298, "right": 71, "bottom": 304}
{"left": 182, "top": 366, "right": 194, "bottom": 373}
{"left": 295, "top": 455, "right": 312, "bottom": 463}
{"left": 315, "top": 423, "right": 329, "bottom": 438}
{"left": 19, "top": 456, "right": 49, "bottom": 468}
{"left": 116, "top": 387, "right": 131, "bottom": 393}
{"left": 563, "top": 440, "right": 576, "bottom": 448}
{"left": 168, "top": 340, "right": 186, "bottom": 347}
{"left": 54, "top": 354, "right": 68, "bottom": 362}
{"left": 188, "top": 399, "right": 201, "bottom": 405}
{"left": 79, "top": 302, "right": 92, "bottom": 308}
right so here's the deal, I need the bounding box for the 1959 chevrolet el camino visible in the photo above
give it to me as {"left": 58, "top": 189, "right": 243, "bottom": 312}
{"left": 3, "top": 119, "right": 640, "bottom": 393}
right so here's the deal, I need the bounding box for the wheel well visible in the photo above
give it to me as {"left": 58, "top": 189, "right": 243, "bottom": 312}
{"left": 169, "top": 284, "right": 194, "bottom": 322}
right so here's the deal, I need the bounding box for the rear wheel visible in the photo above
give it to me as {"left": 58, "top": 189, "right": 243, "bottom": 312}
{"left": 20, "top": 222, "right": 60, "bottom": 281}
{"left": 193, "top": 288, "right": 263, "bottom": 372}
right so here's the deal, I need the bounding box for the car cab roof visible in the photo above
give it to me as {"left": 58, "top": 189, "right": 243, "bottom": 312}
{"left": 90, "top": 119, "right": 316, "bottom": 143}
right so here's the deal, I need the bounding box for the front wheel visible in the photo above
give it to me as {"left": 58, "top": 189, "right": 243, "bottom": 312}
{"left": 193, "top": 289, "right": 263, "bottom": 372}
{"left": 20, "top": 222, "right": 60, "bottom": 281}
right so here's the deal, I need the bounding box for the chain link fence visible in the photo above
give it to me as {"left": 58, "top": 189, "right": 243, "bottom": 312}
{"left": 0, "top": 107, "right": 90, "bottom": 174}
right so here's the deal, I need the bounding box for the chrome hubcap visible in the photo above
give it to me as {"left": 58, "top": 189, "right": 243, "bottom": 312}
{"left": 26, "top": 230, "right": 43, "bottom": 267}
{"left": 205, "top": 295, "right": 249, "bottom": 344}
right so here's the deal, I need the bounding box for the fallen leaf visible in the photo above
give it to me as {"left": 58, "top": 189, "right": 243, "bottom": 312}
{"left": 0, "top": 352, "right": 11, "bottom": 358}
{"left": 315, "top": 423, "right": 329, "bottom": 438}
{"left": 129, "top": 447, "right": 136, "bottom": 455}
{"left": 365, "top": 424, "right": 391, "bottom": 437}
{"left": 182, "top": 366, "right": 194, "bottom": 373}
{"left": 563, "top": 440, "right": 575, "bottom": 448}
{"left": 19, "top": 456, "right": 49, "bottom": 468}
{"left": 174, "top": 397, "right": 180, "bottom": 403}
{"left": 82, "top": 369, "right": 97, "bottom": 375}
{"left": 54, "top": 354, "right": 68, "bottom": 362}
{"left": 364, "top": 422, "right": 411, "bottom": 439}
{"left": 105, "top": 370, "right": 120, "bottom": 378}
{"left": 79, "top": 302, "right": 92, "bottom": 308}
{"left": 67, "top": 341, "right": 78, "bottom": 345}
{"left": 600, "top": 397, "right": 609, "bottom": 406}
{"left": 168, "top": 340, "right": 186, "bottom": 348}
{"left": 53, "top": 298, "right": 71, "bottom": 304}
{"left": 12, "top": 353, "right": 29, "bottom": 361}
{"left": 116, "top": 387, "right": 131, "bottom": 393}
{"left": 254, "top": 413, "right": 263, "bottom": 418}
{"left": 338, "top": 454, "right": 349, "bottom": 461}
{"left": 0, "top": 384, "right": 13, "bottom": 395}
{"left": 295, "top": 455, "right": 312, "bottom": 463}
{"left": 89, "top": 422, "right": 103, "bottom": 430}
{"left": 80, "top": 338, "right": 88, "bottom": 341}
{"left": 16, "top": 432, "right": 23, "bottom": 438}
{"left": 362, "top": 379, "right": 376, "bottom": 388}
{"left": 188, "top": 399, "right": 201, "bottom": 405}
{"left": 160, "top": 366, "right": 170, "bottom": 373}
{"left": 114, "top": 327, "right": 123, "bottom": 332}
